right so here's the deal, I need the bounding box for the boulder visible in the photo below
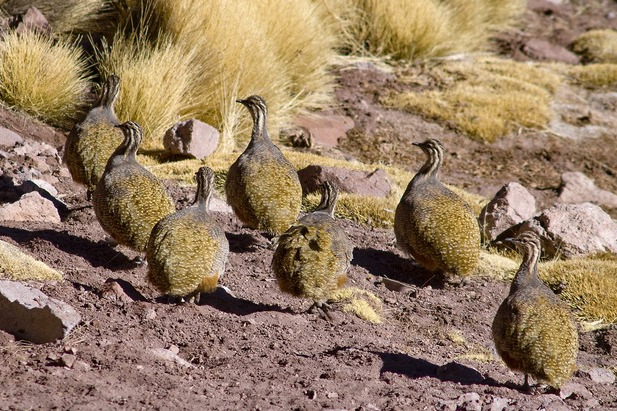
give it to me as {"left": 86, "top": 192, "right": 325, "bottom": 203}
{"left": 0, "top": 191, "right": 61, "bottom": 223}
{"left": 293, "top": 113, "right": 354, "bottom": 147}
{"left": 297, "top": 165, "right": 392, "bottom": 197}
{"left": 522, "top": 38, "right": 580, "bottom": 64}
{"left": 163, "top": 119, "right": 219, "bottom": 159}
{"left": 558, "top": 171, "right": 617, "bottom": 209}
{"left": 479, "top": 182, "right": 536, "bottom": 242}
{"left": 13, "top": 7, "right": 52, "bottom": 36}
{"left": 520, "top": 202, "right": 617, "bottom": 258}
{"left": 0, "top": 280, "right": 80, "bottom": 344}
{"left": 0, "top": 127, "right": 23, "bottom": 148}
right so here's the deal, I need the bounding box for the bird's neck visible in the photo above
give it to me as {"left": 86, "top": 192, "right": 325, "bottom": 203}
{"left": 194, "top": 181, "right": 212, "bottom": 210}
{"left": 510, "top": 245, "right": 543, "bottom": 293}
{"left": 247, "top": 110, "right": 272, "bottom": 148}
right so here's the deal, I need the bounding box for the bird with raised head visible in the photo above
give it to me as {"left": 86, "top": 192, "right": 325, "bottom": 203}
{"left": 93, "top": 121, "right": 175, "bottom": 252}
{"left": 492, "top": 231, "right": 578, "bottom": 392}
{"left": 147, "top": 166, "right": 229, "bottom": 303}
{"left": 394, "top": 138, "right": 480, "bottom": 278}
{"left": 271, "top": 181, "right": 353, "bottom": 318}
{"left": 225, "top": 95, "right": 302, "bottom": 236}
{"left": 64, "top": 74, "right": 124, "bottom": 199}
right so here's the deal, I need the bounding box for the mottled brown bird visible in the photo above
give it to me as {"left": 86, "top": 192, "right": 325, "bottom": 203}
{"left": 492, "top": 231, "right": 578, "bottom": 391}
{"left": 271, "top": 181, "right": 353, "bottom": 317}
{"left": 63, "top": 74, "right": 124, "bottom": 199}
{"left": 225, "top": 95, "right": 302, "bottom": 236}
{"left": 394, "top": 138, "right": 480, "bottom": 277}
{"left": 93, "top": 121, "right": 175, "bottom": 252}
{"left": 146, "top": 166, "right": 229, "bottom": 302}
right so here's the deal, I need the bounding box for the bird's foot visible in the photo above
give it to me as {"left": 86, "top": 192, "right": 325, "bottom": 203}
{"left": 132, "top": 255, "right": 145, "bottom": 265}
{"left": 307, "top": 301, "right": 334, "bottom": 321}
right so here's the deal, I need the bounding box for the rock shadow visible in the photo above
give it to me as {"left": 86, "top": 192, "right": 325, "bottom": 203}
{"left": 0, "top": 225, "right": 138, "bottom": 271}
{"left": 195, "top": 287, "right": 293, "bottom": 316}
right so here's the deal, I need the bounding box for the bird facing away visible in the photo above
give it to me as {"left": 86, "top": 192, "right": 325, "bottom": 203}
{"left": 394, "top": 138, "right": 480, "bottom": 277}
{"left": 63, "top": 74, "right": 124, "bottom": 198}
{"left": 225, "top": 95, "right": 302, "bottom": 236}
{"left": 271, "top": 181, "right": 353, "bottom": 317}
{"left": 93, "top": 121, "right": 175, "bottom": 252}
{"left": 146, "top": 166, "right": 229, "bottom": 302}
{"left": 492, "top": 231, "right": 578, "bottom": 391}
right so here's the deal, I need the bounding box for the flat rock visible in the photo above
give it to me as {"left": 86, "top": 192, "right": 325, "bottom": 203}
{"left": 298, "top": 165, "right": 392, "bottom": 197}
{"left": 479, "top": 182, "right": 536, "bottom": 242}
{"left": 558, "top": 171, "right": 617, "bottom": 208}
{"left": 293, "top": 113, "right": 354, "bottom": 147}
{"left": 0, "top": 280, "right": 81, "bottom": 344}
{"left": 0, "top": 127, "right": 23, "bottom": 147}
{"left": 578, "top": 367, "right": 616, "bottom": 384}
{"left": 163, "top": 119, "right": 219, "bottom": 159}
{"left": 559, "top": 381, "right": 593, "bottom": 400}
{"left": 520, "top": 202, "right": 617, "bottom": 258}
{"left": 522, "top": 38, "right": 580, "bottom": 64}
{"left": 0, "top": 191, "right": 61, "bottom": 223}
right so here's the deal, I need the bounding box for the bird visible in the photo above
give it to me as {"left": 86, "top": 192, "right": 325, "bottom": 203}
{"left": 492, "top": 231, "right": 578, "bottom": 391}
{"left": 146, "top": 166, "right": 229, "bottom": 303}
{"left": 225, "top": 95, "right": 302, "bottom": 236}
{"left": 271, "top": 181, "right": 353, "bottom": 318}
{"left": 394, "top": 138, "right": 480, "bottom": 277}
{"left": 63, "top": 74, "right": 124, "bottom": 199}
{"left": 93, "top": 121, "right": 175, "bottom": 252}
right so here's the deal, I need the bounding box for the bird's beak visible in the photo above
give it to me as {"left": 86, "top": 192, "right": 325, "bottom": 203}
{"left": 412, "top": 142, "right": 421, "bottom": 147}
{"left": 236, "top": 99, "right": 246, "bottom": 105}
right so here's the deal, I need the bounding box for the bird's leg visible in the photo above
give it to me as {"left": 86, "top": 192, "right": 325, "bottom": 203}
{"left": 307, "top": 300, "right": 334, "bottom": 321}
{"left": 522, "top": 374, "right": 533, "bottom": 394}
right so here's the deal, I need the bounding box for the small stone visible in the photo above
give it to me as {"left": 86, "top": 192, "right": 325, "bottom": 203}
{"left": 144, "top": 308, "right": 157, "bottom": 320}
{"left": 559, "top": 382, "right": 593, "bottom": 400}
{"left": 488, "top": 397, "right": 510, "bottom": 411}
{"left": 281, "top": 126, "right": 312, "bottom": 148}
{"left": 60, "top": 354, "right": 76, "bottom": 368}
{"left": 0, "top": 127, "right": 23, "bottom": 147}
{"left": 73, "top": 360, "right": 91, "bottom": 372}
{"left": 168, "top": 344, "right": 180, "bottom": 355}
{"left": 305, "top": 389, "right": 317, "bottom": 400}
{"left": 99, "top": 281, "right": 133, "bottom": 304}
{"left": 150, "top": 347, "right": 193, "bottom": 368}
{"left": 456, "top": 392, "right": 481, "bottom": 411}
{"left": 0, "top": 191, "right": 61, "bottom": 223}
{"left": 163, "top": 119, "right": 219, "bottom": 159}
{"left": 579, "top": 367, "right": 616, "bottom": 384}
{"left": 298, "top": 165, "right": 392, "bottom": 197}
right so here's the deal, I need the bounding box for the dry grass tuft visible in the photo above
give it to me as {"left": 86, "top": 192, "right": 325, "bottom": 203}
{"left": 385, "top": 57, "right": 562, "bottom": 142}
{"left": 0, "top": 30, "right": 91, "bottom": 127}
{"left": 330, "top": 287, "right": 383, "bottom": 323}
{"left": 570, "top": 29, "right": 617, "bottom": 64}
{"left": 322, "top": 0, "right": 525, "bottom": 60}
{"left": 0, "top": 0, "right": 116, "bottom": 36}
{"left": 567, "top": 64, "right": 617, "bottom": 89}
{"left": 0, "top": 240, "right": 63, "bottom": 282}
{"left": 539, "top": 258, "right": 617, "bottom": 324}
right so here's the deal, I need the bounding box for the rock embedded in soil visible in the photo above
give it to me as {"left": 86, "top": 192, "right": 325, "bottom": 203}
{"left": 293, "top": 113, "right": 354, "bottom": 147}
{"left": 558, "top": 171, "right": 617, "bottom": 209}
{"left": 163, "top": 119, "right": 220, "bottom": 159}
{"left": 0, "top": 191, "right": 61, "bottom": 223}
{"left": 298, "top": 165, "right": 392, "bottom": 197}
{"left": 0, "top": 280, "right": 81, "bottom": 344}
{"left": 522, "top": 38, "right": 580, "bottom": 64}
{"left": 520, "top": 202, "right": 617, "bottom": 258}
{"left": 479, "top": 182, "right": 536, "bottom": 242}
{"left": 0, "top": 127, "right": 23, "bottom": 147}
{"left": 578, "top": 367, "right": 616, "bottom": 384}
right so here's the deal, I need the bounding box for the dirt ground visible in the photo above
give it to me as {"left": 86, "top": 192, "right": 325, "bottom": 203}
{"left": 1, "top": 1, "right": 617, "bottom": 410}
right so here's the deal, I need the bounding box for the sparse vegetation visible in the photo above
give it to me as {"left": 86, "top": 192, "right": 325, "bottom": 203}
{"left": 570, "top": 29, "right": 617, "bottom": 64}
{"left": 0, "top": 240, "right": 63, "bottom": 281}
{"left": 0, "top": 30, "right": 91, "bottom": 127}
{"left": 567, "top": 63, "right": 617, "bottom": 89}
{"left": 384, "top": 57, "right": 562, "bottom": 142}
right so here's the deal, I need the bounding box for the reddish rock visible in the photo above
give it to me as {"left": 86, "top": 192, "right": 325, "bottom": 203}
{"left": 479, "top": 182, "right": 536, "bottom": 242}
{"left": 298, "top": 165, "right": 392, "bottom": 197}
{"left": 13, "top": 7, "right": 52, "bottom": 36}
{"left": 0, "top": 191, "right": 61, "bottom": 223}
{"left": 0, "top": 127, "right": 23, "bottom": 148}
{"left": 558, "top": 171, "right": 617, "bottom": 209}
{"left": 163, "top": 119, "right": 220, "bottom": 159}
{"left": 293, "top": 113, "right": 354, "bottom": 147}
{"left": 522, "top": 38, "right": 580, "bottom": 64}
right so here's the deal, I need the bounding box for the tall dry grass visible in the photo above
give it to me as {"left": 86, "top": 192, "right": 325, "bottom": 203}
{"left": 0, "top": 30, "right": 91, "bottom": 127}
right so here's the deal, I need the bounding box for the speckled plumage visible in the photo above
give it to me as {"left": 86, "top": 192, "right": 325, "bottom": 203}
{"left": 64, "top": 74, "right": 124, "bottom": 195}
{"left": 272, "top": 181, "right": 353, "bottom": 304}
{"left": 93, "top": 121, "right": 175, "bottom": 252}
{"left": 146, "top": 167, "right": 229, "bottom": 299}
{"left": 225, "top": 95, "right": 302, "bottom": 235}
{"left": 492, "top": 232, "right": 578, "bottom": 389}
{"left": 394, "top": 139, "right": 480, "bottom": 276}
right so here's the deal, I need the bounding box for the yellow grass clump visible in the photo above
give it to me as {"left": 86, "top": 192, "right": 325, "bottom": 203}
{"left": 0, "top": 240, "right": 63, "bottom": 282}
{"left": 384, "top": 57, "right": 562, "bottom": 142}
{"left": 0, "top": 30, "right": 91, "bottom": 127}
{"left": 142, "top": 149, "right": 487, "bottom": 229}
{"left": 0, "top": 0, "right": 116, "bottom": 36}
{"left": 322, "top": 0, "right": 525, "bottom": 60}
{"left": 330, "top": 287, "right": 383, "bottom": 323}
{"left": 567, "top": 64, "right": 617, "bottom": 89}
{"left": 570, "top": 29, "right": 617, "bottom": 64}
{"left": 101, "top": 0, "right": 339, "bottom": 152}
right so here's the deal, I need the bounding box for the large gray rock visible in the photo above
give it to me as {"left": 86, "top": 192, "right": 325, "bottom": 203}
{"left": 0, "top": 280, "right": 81, "bottom": 343}
{"left": 298, "top": 165, "right": 392, "bottom": 197}
{"left": 293, "top": 113, "right": 354, "bottom": 147}
{"left": 163, "top": 119, "right": 219, "bottom": 159}
{"left": 520, "top": 202, "right": 617, "bottom": 258}
{"left": 558, "top": 171, "right": 617, "bottom": 209}
{"left": 0, "top": 127, "right": 23, "bottom": 148}
{"left": 479, "top": 182, "right": 536, "bottom": 242}
{"left": 0, "top": 191, "right": 61, "bottom": 223}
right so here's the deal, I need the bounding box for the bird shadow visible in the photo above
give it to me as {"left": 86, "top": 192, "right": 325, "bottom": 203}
{"left": 0, "top": 225, "right": 138, "bottom": 271}
{"left": 225, "top": 232, "right": 267, "bottom": 253}
{"left": 352, "top": 247, "right": 444, "bottom": 288}
{"left": 155, "top": 287, "right": 294, "bottom": 316}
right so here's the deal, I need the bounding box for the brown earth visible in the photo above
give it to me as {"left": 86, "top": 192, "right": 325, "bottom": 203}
{"left": 1, "top": 1, "right": 617, "bottom": 410}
